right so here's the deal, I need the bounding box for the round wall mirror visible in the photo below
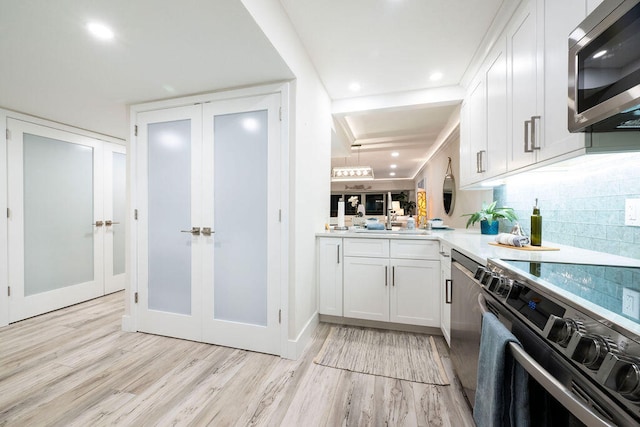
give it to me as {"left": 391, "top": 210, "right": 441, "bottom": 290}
{"left": 443, "top": 157, "right": 455, "bottom": 215}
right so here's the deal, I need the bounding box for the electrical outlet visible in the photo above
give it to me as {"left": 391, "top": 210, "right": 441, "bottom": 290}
{"left": 625, "top": 199, "right": 640, "bottom": 226}
{"left": 622, "top": 288, "right": 640, "bottom": 320}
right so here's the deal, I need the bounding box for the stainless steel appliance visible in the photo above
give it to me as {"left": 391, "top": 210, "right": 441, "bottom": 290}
{"left": 569, "top": 0, "right": 640, "bottom": 132}
{"left": 450, "top": 249, "right": 640, "bottom": 425}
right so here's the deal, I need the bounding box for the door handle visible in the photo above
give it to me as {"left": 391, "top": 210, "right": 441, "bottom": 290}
{"left": 92, "top": 220, "right": 104, "bottom": 227}
{"left": 446, "top": 279, "right": 452, "bottom": 304}
{"left": 105, "top": 220, "right": 120, "bottom": 226}
{"left": 337, "top": 244, "right": 340, "bottom": 264}
{"left": 392, "top": 266, "right": 395, "bottom": 287}
{"left": 181, "top": 227, "right": 201, "bottom": 235}
{"left": 478, "top": 150, "right": 486, "bottom": 173}
{"left": 201, "top": 227, "right": 213, "bottom": 236}
{"left": 385, "top": 266, "right": 388, "bottom": 287}
{"left": 439, "top": 251, "right": 450, "bottom": 258}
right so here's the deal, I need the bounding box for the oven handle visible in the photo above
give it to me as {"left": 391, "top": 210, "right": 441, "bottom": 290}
{"left": 477, "top": 294, "right": 616, "bottom": 427}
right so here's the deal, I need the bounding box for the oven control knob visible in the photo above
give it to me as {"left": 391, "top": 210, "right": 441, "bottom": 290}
{"left": 599, "top": 354, "right": 640, "bottom": 402}
{"left": 571, "top": 334, "right": 617, "bottom": 370}
{"left": 474, "top": 266, "right": 489, "bottom": 281}
{"left": 547, "top": 318, "right": 582, "bottom": 348}
{"left": 496, "top": 279, "right": 513, "bottom": 297}
{"left": 486, "top": 274, "right": 501, "bottom": 292}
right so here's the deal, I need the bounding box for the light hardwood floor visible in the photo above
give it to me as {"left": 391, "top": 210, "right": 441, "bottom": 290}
{"left": 0, "top": 292, "right": 474, "bottom": 426}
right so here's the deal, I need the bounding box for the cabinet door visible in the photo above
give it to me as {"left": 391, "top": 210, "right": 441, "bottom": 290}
{"left": 461, "top": 77, "right": 487, "bottom": 186}
{"left": 390, "top": 259, "right": 440, "bottom": 327}
{"left": 343, "top": 257, "right": 389, "bottom": 322}
{"left": 507, "top": 0, "right": 542, "bottom": 171}
{"left": 318, "top": 238, "right": 343, "bottom": 316}
{"left": 539, "top": 0, "right": 589, "bottom": 162}
{"left": 485, "top": 37, "right": 508, "bottom": 177}
{"left": 440, "top": 245, "right": 452, "bottom": 346}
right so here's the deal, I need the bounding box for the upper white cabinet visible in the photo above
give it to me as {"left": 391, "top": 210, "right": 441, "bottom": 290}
{"left": 460, "top": 0, "right": 610, "bottom": 187}
{"left": 506, "top": 0, "right": 542, "bottom": 171}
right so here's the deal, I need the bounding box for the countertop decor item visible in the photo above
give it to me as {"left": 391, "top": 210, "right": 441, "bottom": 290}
{"left": 462, "top": 201, "right": 518, "bottom": 235}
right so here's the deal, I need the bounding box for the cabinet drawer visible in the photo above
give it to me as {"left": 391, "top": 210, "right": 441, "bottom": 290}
{"left": 343, "top": 238, "right": 389, "bottom": 258}
{"left": 390, "top": 239, "right": 439, "bottom": 260}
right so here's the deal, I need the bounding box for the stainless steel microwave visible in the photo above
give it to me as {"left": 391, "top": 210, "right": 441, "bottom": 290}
{"left": 569, "top": 0, "right": 640, "bottom": 132}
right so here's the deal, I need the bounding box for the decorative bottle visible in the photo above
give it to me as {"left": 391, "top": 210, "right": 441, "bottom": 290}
{"left": 531, "top": 199, "right": 542, "bottom": 246}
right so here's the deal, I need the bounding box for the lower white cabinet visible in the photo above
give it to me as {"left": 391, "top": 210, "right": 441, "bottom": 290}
{"left": 340, "top": 238, "right": 440, "bottom": 327}
{"left": 440, "top": 243, "right": 452, "bottom": 346}
{"left": 318, "top": 237, "right": 344, "bottom": 316}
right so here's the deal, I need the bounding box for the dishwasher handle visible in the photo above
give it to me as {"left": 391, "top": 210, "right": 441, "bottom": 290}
{"left": 477, "top": 294, "right": 615, "bottom": 427}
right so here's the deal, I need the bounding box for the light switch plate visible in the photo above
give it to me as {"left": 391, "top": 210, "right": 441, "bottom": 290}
{"left": 625, "top": 198, "right": 640, "bottom": 226}
{"left": 622, "top": 288, "right": 640, "bottom": 320}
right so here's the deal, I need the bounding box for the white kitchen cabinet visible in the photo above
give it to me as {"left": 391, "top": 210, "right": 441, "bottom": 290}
{"left": 459, "top": 77, "right": 486, "bottom": 187}
{"left": 506, "top": 0, "right": 542, "bottom": 172}
{"left": 539, "top": 0, "right": 591, "bottom": 162}
{"left": 342, "top": 238, "right": 440, "bottom": 327}
{"left": 390, "top": 258, "right": 440, "bottom": 327}
{"left": 317, "top": 237, "right": 343, "bottom": 316}
{"left": 343, "top": 256, "right": 389, "bottom": 322}
{"left": 459, "top": 33, "right": 508, "bottom": 187}
{"left": 440, "top": 243, "right": 452, "bottom": 346}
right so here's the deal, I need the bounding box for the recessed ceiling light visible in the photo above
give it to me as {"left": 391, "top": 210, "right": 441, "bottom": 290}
{"left": 349, "top": 82, "right": 361, "bottom": 92}
{"left": 87, "top": 22, "right": 114, "bottom": 41}
{"left": 389, "top": 172, "right": 396, "bottom": 177}
{"left": 391, "top": 152, "right": 399, "bottom": 157}
{"left": 390, "top": 164, "right": 397, "bottom": 169}
{"left": 429, "top": 72, "right": 443, "bottom": 82}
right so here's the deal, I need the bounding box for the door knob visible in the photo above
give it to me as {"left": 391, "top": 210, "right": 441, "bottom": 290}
{"left": 181, "top": 227, "right": 201, "bottom": 235}
{"left": 105, "top": 220, "right": 121, "bottom": 226}
{"left": 201, "top": 227, "right": 214, "bottom": 236}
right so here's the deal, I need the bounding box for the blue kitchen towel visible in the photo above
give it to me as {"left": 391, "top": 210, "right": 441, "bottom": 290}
{"left": 366, "top": 222, "right": 385, "bottom": 230}
{"left": 474, "top": 312, "right": 530, "bottom": 427}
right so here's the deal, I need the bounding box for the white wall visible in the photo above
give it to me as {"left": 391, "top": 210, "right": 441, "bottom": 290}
{"left": 241, "top": 0, "right": 332, "bottom": 356}
{"left": 414, "top": 129, "right": 491, "bottom": 230}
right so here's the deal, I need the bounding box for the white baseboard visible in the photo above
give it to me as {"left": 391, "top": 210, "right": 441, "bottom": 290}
{"left": 121, "top": 315, "right": 134, "bottom": 332}
{"left": 283, "top": 311, "right": 319, "bottom": 360}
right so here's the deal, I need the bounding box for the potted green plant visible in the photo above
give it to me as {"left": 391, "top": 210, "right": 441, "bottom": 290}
{"left": 462, "top": 201, "right": 517, "bottom": 235}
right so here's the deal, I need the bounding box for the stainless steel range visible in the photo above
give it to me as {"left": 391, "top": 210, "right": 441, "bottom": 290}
{"left": 478, "top": 258, "right": 640, "bottom": 426}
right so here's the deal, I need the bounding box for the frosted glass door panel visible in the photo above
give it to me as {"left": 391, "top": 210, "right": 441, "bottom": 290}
{"left": 148, "top": 120, "right": 192, "bottom": 315}
{"left": 23, "top": 133, "right": 94, "bottom": 296}
{"left": 112, "top": 152, "right": 126, "bottom": 275}
{"left": 213, "top": 111, "right": 268, "bottom": 326}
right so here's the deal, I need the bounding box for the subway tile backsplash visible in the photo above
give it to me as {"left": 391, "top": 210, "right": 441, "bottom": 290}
{"left": 492, "top": 153, "right": 640, "bottom": 318}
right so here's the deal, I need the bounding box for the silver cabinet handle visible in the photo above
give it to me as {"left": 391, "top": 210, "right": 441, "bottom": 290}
{"left": 385, "top": 266, "right": 388, "bottom": 287}
{"left": 445, "top": 279, "right": 452, "bottom": 304}
{"left": 105, "top": 220, "right": 120, "bottom": 226}
{"left": 202, "top": 227, "right": 213, "bottom": 236}
{"left": 531, "top": 116, "right": 541, "bottom": 150}
{"left": 92, "top": 220, "right": 104, "bottom": 227}
{"left": 476, "top": 151, "right": 481, "bottom": 173}
{"left": 392, "top": 266, "right": 395, "bottom": 287}
{"left": 478, "top": 150, "right": 486, "bottom": 173}
{"left": 439, "top": 251, "right": 451, "bottom": 258}
{"left": 180, "top": 227, "right": 200, "bottom": 235}
{"left": 337, "top": 244, "right": 340, "bottom": 264}
{"left": 524, "top": 119, "right": 532, "bottom": 152}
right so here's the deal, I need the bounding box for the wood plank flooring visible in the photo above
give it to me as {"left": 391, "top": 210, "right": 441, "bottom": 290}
{"left": 0, "top": 292, "right": 474, "bottom": 426}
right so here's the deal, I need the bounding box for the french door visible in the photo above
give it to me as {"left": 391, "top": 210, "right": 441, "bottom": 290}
{"left": 136, "top": 93, "right": 281, "bottom": 355}
{"left": 7, "top": 119, "right": 125, "bottom": 322}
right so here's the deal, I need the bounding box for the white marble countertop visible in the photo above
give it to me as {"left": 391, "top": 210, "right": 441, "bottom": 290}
{"left": 317, "top": 228, "right": 640, "bottom": 268}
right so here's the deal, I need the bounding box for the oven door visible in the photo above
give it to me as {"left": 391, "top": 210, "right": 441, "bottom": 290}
{"left": 478, "top": 293, "right": 619, "bottom": 427}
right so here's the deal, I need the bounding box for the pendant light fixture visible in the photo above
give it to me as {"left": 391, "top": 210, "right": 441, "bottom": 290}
{"left": 331, "top": 144, "right": 374, "bottom": 181}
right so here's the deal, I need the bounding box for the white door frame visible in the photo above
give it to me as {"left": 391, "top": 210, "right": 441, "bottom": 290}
{"left": 103, "top": 143, "right": 127, "bottom": 294}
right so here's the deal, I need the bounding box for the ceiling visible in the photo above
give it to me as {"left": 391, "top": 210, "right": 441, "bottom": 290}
{"left": 1, "top": 0, "right": 507, "bottom": 180}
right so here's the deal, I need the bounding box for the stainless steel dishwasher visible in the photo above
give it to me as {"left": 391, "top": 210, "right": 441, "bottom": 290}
{"left": 449, "top": 249, "right": 483, "bottom": 408}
